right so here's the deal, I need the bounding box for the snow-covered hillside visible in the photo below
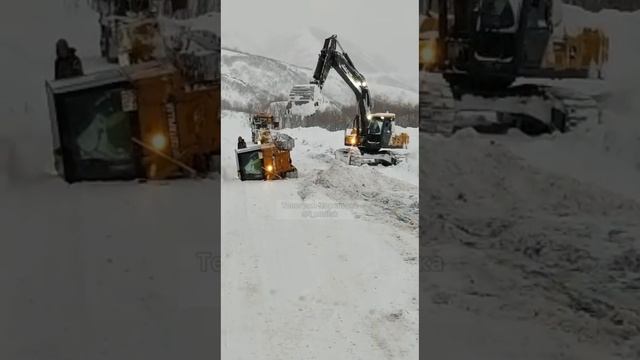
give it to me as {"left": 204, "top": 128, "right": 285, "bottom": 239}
{"left": 419, "top": 4, "right": 640, "bottom": 359}
{"left": 221, "top": 110, "right": 418, "bottom": 359}
{"left": 222, "top": 48, "right": 419, "bottom": 112}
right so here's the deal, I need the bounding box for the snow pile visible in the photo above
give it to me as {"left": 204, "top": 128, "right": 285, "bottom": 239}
{"left": 505, "top": 4, "right": 640, "bottom": 201}
{"left": 272, "top": 132, "right": 295, "bottom": 151}
{"left": 299, "top": 162, "right": 419, "bottom": 231}
{"left": 506, "top": 110, "right": 640, "bottom": 201}
{"left": 288, "top": 101, "right": 317, "bottom": 116}
{"left": 378, "top": 125, "right": 420, "bottom": 186}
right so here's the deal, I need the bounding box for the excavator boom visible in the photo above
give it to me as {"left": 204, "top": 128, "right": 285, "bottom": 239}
{"left": 290, "top": 34, "right": 410, "bottom": 166}
{"left": 311, "top": 35, "right": 373, "bottom": 143}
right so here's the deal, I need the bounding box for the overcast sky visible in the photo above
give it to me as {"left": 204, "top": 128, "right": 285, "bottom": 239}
{"left": 221, "top": 0, "right": 418, "bottom": 89}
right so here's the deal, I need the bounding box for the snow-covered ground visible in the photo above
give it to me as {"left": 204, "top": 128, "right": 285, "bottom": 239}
{"left": 221, "top": 111, "right": 419, "bottom": 359}
{"left": 1, "top": 2, "right": 221, "bottom": 359}
{"left": 419, "top": 4, "right": 640, "bottom": 359}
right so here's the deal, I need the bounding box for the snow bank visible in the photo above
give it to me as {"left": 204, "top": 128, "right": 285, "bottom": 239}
{"left": 506, "top": 5, "right": 640, "bottom": 201}
{"left": 507, "top": 110, "right": 640, "bottom": 201}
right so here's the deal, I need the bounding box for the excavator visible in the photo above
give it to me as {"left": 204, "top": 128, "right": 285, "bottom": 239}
{"left": 420, "top": 0, "right": 608, "bottom": 134}
{"left": 300, "top": 35, "right": 409, "bottom": 166}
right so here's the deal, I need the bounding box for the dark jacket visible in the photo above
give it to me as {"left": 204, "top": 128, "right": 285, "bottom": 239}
{"left": 55, "top": 40, "right": 84, "bottom": 80}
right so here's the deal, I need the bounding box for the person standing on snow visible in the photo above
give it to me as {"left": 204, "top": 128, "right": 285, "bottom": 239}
{"left": 237, "top": 136, "right": 247, "bottom": 149}
{"left": 55, "top": 39, "right": 84, "bottom": 80}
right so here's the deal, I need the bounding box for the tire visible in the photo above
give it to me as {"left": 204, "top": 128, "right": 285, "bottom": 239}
{"left": 286, "top": 169, "right": 298, "bottom": 179}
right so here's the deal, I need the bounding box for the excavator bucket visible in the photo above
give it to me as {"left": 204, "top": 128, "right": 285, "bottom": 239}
{"left": 287, "top": 84, "right": 320, "bottom": 110}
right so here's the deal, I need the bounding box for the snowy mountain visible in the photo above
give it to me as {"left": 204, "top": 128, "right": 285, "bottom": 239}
{"left": 222, "top": 18, "right": 417, "bottom": 89}
{"left": 221, "top": 24, "right": 418, "bottom": 115}
{"left": 221, "top": 47, "right": 419, "bottom": 113}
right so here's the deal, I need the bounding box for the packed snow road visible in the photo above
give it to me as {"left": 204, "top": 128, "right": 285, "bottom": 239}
{"left": 221, "top": 110, "right": 419, "bottom": 359}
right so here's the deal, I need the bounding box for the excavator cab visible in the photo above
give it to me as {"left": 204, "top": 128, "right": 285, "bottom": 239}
{"left": 342, "top": 115, "right": 387, "bottom": 149}
{"left": 344, "top": 113, "right": 406, "bottom": 150}
{"left": 372, "top": 113, "right": 409, "bottom": 150}
{"left": 436, "top": 0, "right": 522, "bottom": 88}
{"left": 364, "top": 113, "right": 394, "bottom": 150}
{"left": 426, "top": 0, "right": 606, "bottom": 86}
{"left": 474, "top": 0, "right": 554, "bottom": 69}
{"left": 421, "top": 0, "right": 606, "bottom": 136}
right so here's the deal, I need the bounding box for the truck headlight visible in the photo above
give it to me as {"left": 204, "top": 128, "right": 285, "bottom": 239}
{"left": 266, "top": 164, "right": 273, "bottom": 172}
{"left": 421, "top": 45, "right": 435, "bottom": 65}
{"left": 151, "top": 133, "right": 167, "bottom": 151}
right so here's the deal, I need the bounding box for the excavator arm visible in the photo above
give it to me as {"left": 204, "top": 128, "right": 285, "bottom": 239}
{"left": 310, "top": 35, "right": 373, "bottom": 139}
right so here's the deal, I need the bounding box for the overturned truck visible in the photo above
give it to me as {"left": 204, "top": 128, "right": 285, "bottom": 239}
{"left": 46, "top": 61, "right": 220, "bottom": 183}
{"left": 236, "top": 132, "right": 297, "bottom": 181}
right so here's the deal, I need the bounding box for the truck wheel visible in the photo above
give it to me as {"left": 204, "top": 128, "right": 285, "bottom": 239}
{"left": 286, "top": 169, "right": 299, "bottom": 179}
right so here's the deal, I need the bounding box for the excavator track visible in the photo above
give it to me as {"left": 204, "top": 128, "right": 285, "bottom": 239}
{"left": 544, "top": 86, "right": 601, "bottom": 130}
{"left": 419, "top": 74, "right": 456, "bottom": 135}
{"left": 420, "top": 74, "right": 601, "bottom": 136}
